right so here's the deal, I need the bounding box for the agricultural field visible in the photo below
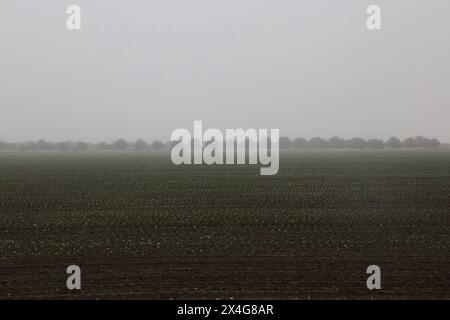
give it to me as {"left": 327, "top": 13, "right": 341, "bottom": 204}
{"left": 0, "top": 151, "right": 449, "bottom": 299}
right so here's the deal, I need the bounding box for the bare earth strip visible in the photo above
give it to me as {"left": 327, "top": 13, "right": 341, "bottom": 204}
{"left": 1, "top": 255, "right": 450, "bottom": 299}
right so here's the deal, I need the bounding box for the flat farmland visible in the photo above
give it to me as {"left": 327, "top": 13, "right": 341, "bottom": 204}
{"left": 0, "top": 151, "right": 449, "bottom": 299}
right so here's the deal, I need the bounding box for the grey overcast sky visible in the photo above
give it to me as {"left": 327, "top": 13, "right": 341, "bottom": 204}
{"left": 0, "top": 0, "right": 449, "bottom": 142}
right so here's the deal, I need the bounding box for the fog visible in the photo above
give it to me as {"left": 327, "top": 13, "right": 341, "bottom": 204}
{"left": 1, "top": 0, "right": 449, "bottom": 142}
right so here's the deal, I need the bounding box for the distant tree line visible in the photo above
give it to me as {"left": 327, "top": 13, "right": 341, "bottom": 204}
{"left": 0, "top": 136, "right": 444, "bottom": 152}
{"left": 0, "top": 139, "right": 168, "bottom": 152}
{"left": 279, "top": 136, "right": 441, "bottom": 150}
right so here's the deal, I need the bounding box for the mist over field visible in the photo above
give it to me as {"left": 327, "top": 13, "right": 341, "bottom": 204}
{"left": 1, "top": 0, "right": 450, "bottom": 142}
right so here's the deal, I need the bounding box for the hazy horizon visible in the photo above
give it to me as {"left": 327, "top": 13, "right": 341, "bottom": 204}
{"left": 0, "top": 135, "right": 447, "bottom": 145}
{"left": 1, "top": 0, "right": 450, "bottom": 142}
